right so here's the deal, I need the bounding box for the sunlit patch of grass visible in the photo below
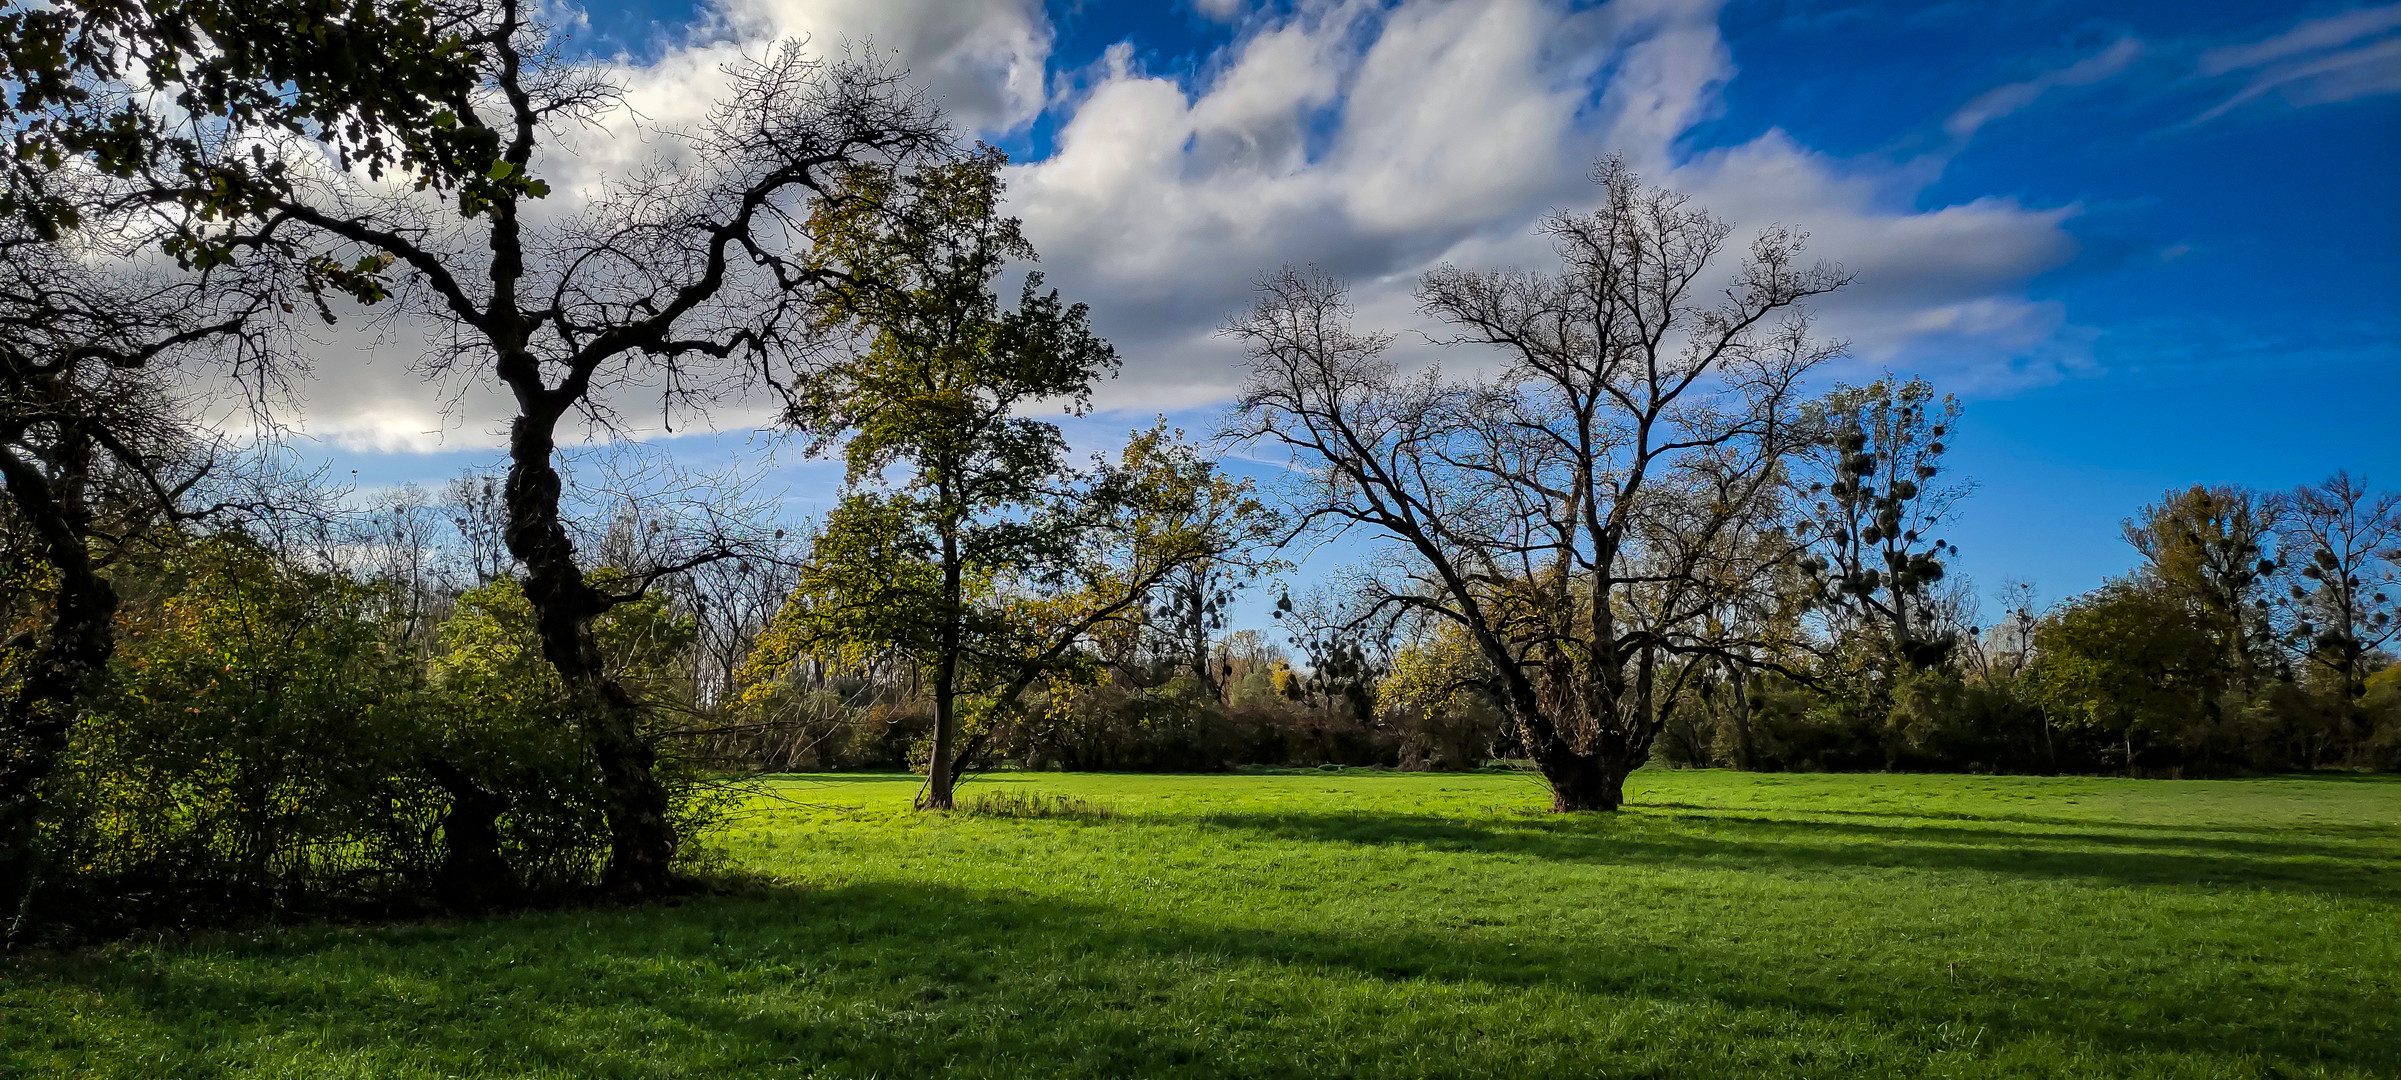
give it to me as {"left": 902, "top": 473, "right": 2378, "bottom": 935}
{"left": 4, "top": 770, "right": 2396, "bottom": 1079}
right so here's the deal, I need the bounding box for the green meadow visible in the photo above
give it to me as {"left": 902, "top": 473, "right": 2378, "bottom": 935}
{"left": 4, "top": 770, "right": 2396, "bottom": 1079}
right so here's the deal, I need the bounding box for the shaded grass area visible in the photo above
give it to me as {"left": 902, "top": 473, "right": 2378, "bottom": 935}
{"left": 4, "top": 771, "right": 2396, "bottom": 1078}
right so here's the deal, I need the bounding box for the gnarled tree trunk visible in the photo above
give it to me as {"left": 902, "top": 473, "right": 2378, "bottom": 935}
{"left": 0, "top": 434, "right": 117, "bottom": 944}
{"left": 503, "top": 411, "right": 677, "bottom": 898}
{"left": 1532, "top": 746, "right": 1634, "bottom": 811}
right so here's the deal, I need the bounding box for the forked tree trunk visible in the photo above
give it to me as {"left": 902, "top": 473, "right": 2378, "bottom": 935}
{"left": 503, "top": 415, "right": 677, "bottom": 898}
{"left": 1542, "top": 753, "right": 1626, "bottom": 811}
{"left": 1478, "top": 639, "right": 1647, "bottom": 813}
{"left": 0, "top": 439, "right": 118, "bottom": 944}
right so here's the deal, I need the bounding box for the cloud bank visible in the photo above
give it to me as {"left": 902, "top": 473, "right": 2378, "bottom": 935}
{"left": 282, "top": 0, "right": 2095, "bottom": 452}
{"left": 1009, "top": 0, "right": 2086, "bottom": 413}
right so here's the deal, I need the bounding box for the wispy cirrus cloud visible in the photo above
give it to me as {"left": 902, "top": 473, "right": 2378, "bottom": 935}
{"left": 2198, "top": 3, "right": 2401, "bottom": 75}
{"left": 1946, "top": 37, "right": 2144, "bottom": 140}
{"left": 2193, "top": 3, "right": 2401, "bottom": 123}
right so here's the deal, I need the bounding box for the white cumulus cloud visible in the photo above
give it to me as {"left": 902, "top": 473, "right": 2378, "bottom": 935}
{"left": 1005, "top": 0, "right": 2089, "bottom": 413}
{"left": 278, "top": 0, "right": 2102, "bottom": 451}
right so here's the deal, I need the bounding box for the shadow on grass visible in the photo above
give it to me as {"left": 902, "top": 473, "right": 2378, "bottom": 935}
{"left": 1648, "top": 802, "right": 2401, "bottom": 841}
{"left": 1175, "top": 809, "right": 2401, "bottom": 901}
{"left": 1664, "top": 807, "right": 2397, "bottom": 862}
{"left": 9, "top": 875, "right": 2391, "bottom": 1079}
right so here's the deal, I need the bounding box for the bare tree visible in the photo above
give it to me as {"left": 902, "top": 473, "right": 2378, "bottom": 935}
{"left": 360, "top": 482, "right": 450, "bottom": 648}
{"left": 249, "top": 1, "right": 948, "bottom": 893}
{"left": 1145, "top": 538, "right": 1283, "bottom": 703}
{"left": 1224, "top": 160, "right": 1846, "bottom": 810}
{"left": 1273, "top": 584, "right": 1393, "bottom": 723}
{"left": 567, "top": 449, "right": 806, "bottom": 711}
{"left": 1694, "top": 520, "right": 1817, "bottom": 770}
{"left": 679, "top": 540, "right": 805, "bottom": 711}
{"left": 443, "top": 470, "right": 515, "bottom": 586}
{"left": 1796, "top": 374, "right": 1970, "bottom": 671}
{"left": 2279, "top": 472, "right": 2399, "bottom": 702}
{"left": 1978, "top": 579, "right": 2044, "bottom": 681}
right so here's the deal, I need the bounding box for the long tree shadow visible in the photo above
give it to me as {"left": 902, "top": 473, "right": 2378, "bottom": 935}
{"left": 1173, "top": 808, "right": 2401, "bottom": 901}
{"left": 1640, "top": 797, "right": 2401, "bottom": 841}
{"left": 10, "top": 877, "right": 2391, "bottom": 1079}
{"left": 1779, "top": 806, "right": 2401, "bottom": 840}
{"left": 1643, "top": 808, "right": 2396, "bottom": 862}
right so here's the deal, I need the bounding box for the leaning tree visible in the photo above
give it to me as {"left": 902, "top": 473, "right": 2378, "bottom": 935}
{"left": 247, "top": 0, "right": 950, "bottom": 894}
{"left": 1225, "top": 159, "right": 1847, "bottom": 810}
{"left": 0, "top": 208, "right": 300, "bottom": 938}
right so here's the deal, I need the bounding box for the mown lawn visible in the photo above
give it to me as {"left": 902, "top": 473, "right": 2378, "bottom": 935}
{"left": 4, "top": 770, "right": 2396, "bottom": 1079}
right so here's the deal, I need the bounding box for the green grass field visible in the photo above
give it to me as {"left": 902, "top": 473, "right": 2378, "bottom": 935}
{"left": 4, "top": 770, "right": 2396, "bottom": 1079}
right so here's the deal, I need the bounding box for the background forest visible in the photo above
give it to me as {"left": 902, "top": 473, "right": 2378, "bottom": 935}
{"left": 1, "top": 0, "right": 2395, "bottom": 945}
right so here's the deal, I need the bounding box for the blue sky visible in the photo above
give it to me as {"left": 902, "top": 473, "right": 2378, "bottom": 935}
{"left": 318, "top": 0, "right": 2399, "bottom": 626}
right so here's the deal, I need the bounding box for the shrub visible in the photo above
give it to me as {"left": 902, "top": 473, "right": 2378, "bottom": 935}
{"left": 40, "top": 537, "right": 440, "bottom": 930}
{"left": 22, "top": 542, "right": 723, "bottom": 937}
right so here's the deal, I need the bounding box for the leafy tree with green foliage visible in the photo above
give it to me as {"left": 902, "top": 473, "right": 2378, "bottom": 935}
{"left": 2125, "top": 484, "right": 2283, "bottom": 691}
{"left": 47, "top": 534, "right": 430, "bottom": 927}
{"left": 1378, "top": 622, "right": 1503, "bottom": 770}
{"left": 427, "top": 576, "right": 697, "bottom": 903}
{"left": 0, "top": 219, "right": 291, "bottom": 940}
{"left": 1, "top": 0, "right": 491, "bottom": 937}
{"left": 0, "top": 0, "right": 490, "bottom": 246}
{"left": 2031, "top": 579, "right": 2222, "bottom": 770}
{"left": 783, "top": 150, "right": 1275, "bottom": 808}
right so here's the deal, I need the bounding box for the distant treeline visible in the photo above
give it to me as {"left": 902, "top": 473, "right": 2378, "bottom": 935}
{"left": 723, "top": 476, "right": 2401, "bottom": 781}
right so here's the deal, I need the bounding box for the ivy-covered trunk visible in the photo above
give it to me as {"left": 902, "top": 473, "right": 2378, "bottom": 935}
{"left": 502, "top": 409, "right": 677, "bottom": 898}
{"left": 0, "top": 434, "right": 117, "bottom": 944}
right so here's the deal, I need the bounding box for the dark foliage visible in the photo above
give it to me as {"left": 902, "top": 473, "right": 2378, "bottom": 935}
{"left": 7, "top": 532, "right": 721, "bottom": 942}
